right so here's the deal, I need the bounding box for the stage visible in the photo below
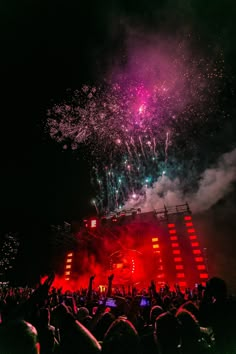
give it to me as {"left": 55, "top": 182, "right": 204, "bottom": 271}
{"left": 64, "top": 204, "right": 208, "bottom": 289}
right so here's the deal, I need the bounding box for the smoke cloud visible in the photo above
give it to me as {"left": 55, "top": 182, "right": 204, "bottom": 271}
{"left": 124, "top": 148, "right": 236, "bottom": 213}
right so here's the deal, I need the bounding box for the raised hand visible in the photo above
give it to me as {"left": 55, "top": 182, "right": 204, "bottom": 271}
{"left": 87, "top": 275, "right": 96, "bottom": 301}
{"left": 107, "top": 274, "right": 114, "bottom": 297}
{"left": 90, "top": 275, "right": 96, "bottom": 282}
{"left": 108, "top": 274, "right": 114, "bottom": 282}
{"left": 45, "top": 272, "right": 55, "bottom": 288}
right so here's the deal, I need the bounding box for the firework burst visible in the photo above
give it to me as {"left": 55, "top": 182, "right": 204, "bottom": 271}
{"left": 47, "top": 40, "right": 224, "bottom": 212}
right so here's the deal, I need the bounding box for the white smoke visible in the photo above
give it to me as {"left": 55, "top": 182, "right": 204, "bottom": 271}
{"left": 124, "top": 148, "right": 236, "bottom": 214}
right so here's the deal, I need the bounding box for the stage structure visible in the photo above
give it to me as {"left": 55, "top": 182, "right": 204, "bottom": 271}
{"left": 64, "top": 203, "right": 208, "bottom": 289}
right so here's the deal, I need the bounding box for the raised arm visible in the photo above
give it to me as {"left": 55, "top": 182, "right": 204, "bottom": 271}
{"left": 107, "top": 274, "right": 114, "bottom": 297}
{"left": 86, "top": 275, "right": 96, "bottom": 302}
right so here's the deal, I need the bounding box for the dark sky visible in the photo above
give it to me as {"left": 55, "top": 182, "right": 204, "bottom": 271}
{"left": 1, "top": 0, "right": 236, "bottom": 284}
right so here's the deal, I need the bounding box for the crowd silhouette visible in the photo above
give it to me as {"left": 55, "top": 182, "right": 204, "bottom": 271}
{"left": 0, "top": 273, "right": 235, "bottom": 354}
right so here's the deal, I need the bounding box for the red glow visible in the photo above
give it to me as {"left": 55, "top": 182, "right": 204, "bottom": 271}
{"left": 175, "top": 265, "right": 184, "bottom": 270}
{"left": 168, "top": 223, "right": 175, "bottom": 228}
{"left": 157, "top": 273, "right": 165, "bottom": 278}
{"left": 171, "top": 243, "right": 179, "bottom": 248}
{"left": 57, "top": 211, "right": 210, "bottom": 290}
{"left": 187, "top": 228, "right": 195, "bottom": 233}
{"left": 40, "top": 275, "right": 48, "bottom": 284}
{"left": 179, "top": 281, "right": 187, "bottom": 287}
{"left": 169, "top": 229, "right": 177, "bottom": 234}
{"left": 173, "top": 250, "right": 180, "bottom": 254}
{"left": 197, "top": 265, "right": 206, "bottom": 270}
{"left": 83, "top": 219, "right": 88, "bottom": 228}
{"left": 185, "top": 222, "right": 193, "bottom": 227}
{"left": 193, "top": 249, "right": 201, "bottom": 254}
{"left": 189, "top": 235, "right": 197, "bottom": 240}
{"left": 170, "top": 236, "right": 178, "bottom": 241}
{"left": 195, "top": 257, "right": 204, "bottom": 262}
{"left": 200, "top": 273, "right": 208, "bottom": 279}
{"left": 191, "top": 242, "right": 199, "bottom": 247}
{"left": 184, "top": 216, "right": 192, "bottom": 220}
{"left": 177, "top": 273, "right": 185, "bottom": 278}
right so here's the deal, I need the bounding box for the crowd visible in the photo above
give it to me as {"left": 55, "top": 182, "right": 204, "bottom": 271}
{"left": 0, "top": 273, "right": 236, "bottom": 354}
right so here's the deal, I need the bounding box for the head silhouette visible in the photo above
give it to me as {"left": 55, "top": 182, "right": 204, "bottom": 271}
{"left": 0, "top": 320, "right": 40, "bottom": 354}
{"left": 102, "top": 318, "right": 140, "bottom": 354}
{"left": 155, "top": 312, "right": 180, "bottom": 353}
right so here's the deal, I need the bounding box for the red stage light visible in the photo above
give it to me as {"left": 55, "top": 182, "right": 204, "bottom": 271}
{"left": 193, "top": 249, "right": 201, "bottom": 254}
{"left": 168, "top": 223, "right": 175, "bottom": 228}
{"left": 187, "top": 228, "right": 195, "bottom": 233}
{"left": 191, "top": 242, "right": 199, "bottom": 247}
{"left": 169, "top": 229, "right": 177, "bottom": 234}
{"left": 173, "top": 250, "right": 180, "bottom": 254}
{"left": 170, "top": 236, "right": 178, "bottom": 241}
{"left": 153, "top": 244, "right": 159, "bottom": 249}
{"left": 195, "top": 257, "right": 204, "bottom": 262}
{"left": 174, "top": 257, "right": 182, "bottom": 262}
{"left": 197, "top": 265, "right": 206, "bottom": 270}
{"left": 184, "top": 216, "right": 192, "bottom": 220}
{"left": 171, "top": 243, "right": 179, "bottom": 248}
{"left": 152, "top": 237, "right": 159, "bottom": 242}
{"left": 177, "top": 273, "right": 185, "bottom": 278}
{"left": 200, "top": 273, "right": 208, "bottom": 279}
{"left": 185, "top": 222, "right": 193, "bottom": 227}
{"left": 67, "top": 252, "right": 73, "bottom": 257}
{"left": 175, "top": 265, "right": 184, "bottom": 270}
{"left": 189, "top": 235, "right": 197, "bottom": 240}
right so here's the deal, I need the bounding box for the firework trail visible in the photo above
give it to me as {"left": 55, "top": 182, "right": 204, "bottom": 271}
{"left": 92, "top": 199, "right": 99, "bottom": 215}
{"left": 164, "top": 131, "right": 170, "bottom": 166}
{"left": 47, "top": 38, "right": 225, "bottom": 213}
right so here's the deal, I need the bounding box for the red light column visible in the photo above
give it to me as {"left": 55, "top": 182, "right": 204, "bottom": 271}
{"left": 168, "top": 223, "right": 186, "bottom": 288}
{"left": 64, "top": 252, "right": 73, "bottom": 281}
{"left": 184, "top": 215, "right": 208, "bottom": 284}
{"left": 151, "top": 236, "right": 164, "bottom": 283}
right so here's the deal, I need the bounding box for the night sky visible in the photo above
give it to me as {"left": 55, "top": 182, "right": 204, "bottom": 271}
{"left": 1, "top": 0, "right": 236, "bottom": 286}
